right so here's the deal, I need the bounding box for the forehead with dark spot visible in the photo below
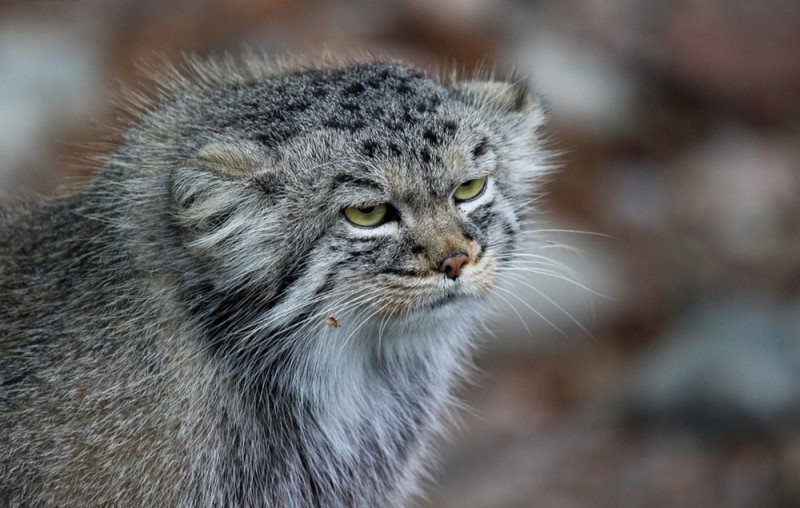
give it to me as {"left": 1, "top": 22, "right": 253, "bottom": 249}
{"left": 221, "top": 63, "right": 462, "bottom": 163}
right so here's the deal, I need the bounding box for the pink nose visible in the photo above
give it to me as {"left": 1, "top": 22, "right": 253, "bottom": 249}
{"left": 438, "top": 253, "right": 469, "bottom": 280}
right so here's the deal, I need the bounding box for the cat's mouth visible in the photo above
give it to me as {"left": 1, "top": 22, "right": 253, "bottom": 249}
{"left": 429, "top": 263, "right": 495, "bottom": 308}
{"left": 371, "top": 253, "right": 497, "bottom": 315}
{"left": 422, "top": 285, "right": 469, "bottom": 311}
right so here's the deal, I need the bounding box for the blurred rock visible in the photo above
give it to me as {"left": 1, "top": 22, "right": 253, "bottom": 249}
{"left": 575, "top": 0, "right": 800, "bottom": 123}
{"left": 0, "top": 18, "right": 102, "bottom": 198}
{"left": 512, "top": 29, "right": 641, "bottom": 138}
{"left": 604, "top": 162, "right": 672, "bottom": 232}
{"left": 619, "top": 299, "right": 800, "bottom": 437}
{"left": 675, "top": 126, "right": 800, "bottom": 264}
{"left": 427, "top": 345, "right": 783, "bottom": 508}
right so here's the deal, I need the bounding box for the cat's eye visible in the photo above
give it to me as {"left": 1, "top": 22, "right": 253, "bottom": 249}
{"left": 343, "top": 203, "right": 389, "bottom": 227}
{"left": 453, "top": 177, "right": 488, "bottom": 202}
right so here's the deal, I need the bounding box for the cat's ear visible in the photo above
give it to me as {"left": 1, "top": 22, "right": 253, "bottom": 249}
{"left": 170, "top": 140, "right": 275, "bottom": 233}
{"left": 451, "top": 80, "right": 544, "bottom": 118}
{"left": 189, "top": 141, "right": 264, "bottom": 177}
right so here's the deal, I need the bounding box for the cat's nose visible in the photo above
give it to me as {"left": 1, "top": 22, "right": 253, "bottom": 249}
{"left": 438, "top": 253, "right": 469, "bottom": 280}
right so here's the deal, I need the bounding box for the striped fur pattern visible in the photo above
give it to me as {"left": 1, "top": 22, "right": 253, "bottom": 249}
{"left": 0, "top": 57, "right": 550, "bottom": 506}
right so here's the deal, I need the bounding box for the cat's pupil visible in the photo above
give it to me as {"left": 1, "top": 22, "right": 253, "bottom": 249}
{"left": 361, "top": 206, "right": 375, "bottom": 214}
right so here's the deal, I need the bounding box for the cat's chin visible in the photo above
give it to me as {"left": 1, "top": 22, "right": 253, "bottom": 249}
{"left": 400, "top": 272, "right": 495, "bottom": 316}
{"left": 420, "top": 292, "right": 475, "bottom": 314}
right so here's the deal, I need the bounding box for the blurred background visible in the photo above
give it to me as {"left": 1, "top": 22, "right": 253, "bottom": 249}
{"left": 1, "top": 0, "right": 799, "bottom": 506}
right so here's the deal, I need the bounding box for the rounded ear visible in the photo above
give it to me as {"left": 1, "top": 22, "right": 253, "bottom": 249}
{"left": 170, "top": 140, "right": 273, "bottom": 233}
{"left": 450, "top": 80, "right": 539, "bottom": 115}
{"left": 191, "top": 140, "right": 264, "bottom": 177}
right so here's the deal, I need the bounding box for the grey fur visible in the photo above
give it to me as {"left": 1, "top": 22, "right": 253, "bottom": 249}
{"left": 0, "top": 56, "right": 549, "bottom": 506}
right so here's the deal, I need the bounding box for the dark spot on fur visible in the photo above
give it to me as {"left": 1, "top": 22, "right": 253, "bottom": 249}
{"left": 443, "top": 120, "right": 457, "bottom": 134}
{"left": 469, "top": 201, "right": 497, "bottom": 232}
{"left": 254, "top": 132, "right": 277, "bottom": 146}
{"left": 384, "top": 268, "right": 425, "bottom": 277}
{"left": 348, "top": 237, "right": 391, "bottom": 260}
{"left": 253, "top": 172, "right": 278, "bottom": 195}
{"left": 1, "top": 372, "right": 29, "bottom": 388}
{"left": 345, "top": 82, "right": 366, "bottom": 96}
{"left": 502, "top": 219, "right": 517, "bottom": 239}
{"left": 362, "top": 140, "right": 380, "bottom": 158}
{"left": 388, "top": 143, "right": 402, "bottom": 157}
{"left": 510, "top": 85, "right": 530, "bottom": 111}
{"left": 324, "top": 118, "right": 366, "bottom": 132}
{"left": 246, "top": 109, "right": 286, "bottom": 126}
{"left": 367, "top": 106, "right": 385, "bottom": 120}
{"left": 420, "top": 147, "right": 432, "bottom": 163}
{"left": 178, "top": 194, "right": 196, "bottom": 209}
{"left": 202, "top": 208, "right": 234, "bottom": 231}
{"left": 472, "top": 137, "right": 489, "bottom": 158}
{"left": 285, "top": 100, "right": 310, "bottom": 113}
{"left": 331, "top": 173, "right": 383, "bottom": 193}
{"left": 341, "top": 101, "right": 359, "bottom": 112}
{"left": 423, "top": 129, "right": 440, "bottom": 146}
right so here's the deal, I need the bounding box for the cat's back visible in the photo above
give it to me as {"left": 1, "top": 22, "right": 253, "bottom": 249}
{"left": 0, "top": 194, "right": 212, "bottom": 506}
{"left": 0, "top": 193, "right": 123, "bottom": 413}
{"left": 0, "top": 195, "right": 104, "bottom": 333}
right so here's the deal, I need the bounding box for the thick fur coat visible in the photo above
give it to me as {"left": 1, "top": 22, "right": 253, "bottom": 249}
{"left": 0, "top": 56, "right": 548, "bottom": 506}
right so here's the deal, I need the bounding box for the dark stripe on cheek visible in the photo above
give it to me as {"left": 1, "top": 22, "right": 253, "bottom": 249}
{"left": 185, "top": 282, "right": 261, "bottom": 355}
{"left": 502, "top": 218, "right": 517, "bottom": 239}
{"left": 346, "top": 236, "right": 390, "bottom": 258}
{"left": 185, "top": 235, "right": 323, "bottom": 354}
{"left": 383, "top": 267, "right": 424, "bottom": 277}
{"left": 469, "top": 202, "right": 496, "bottom": 231}
{"left": 311, "top": 261, "right": 343, "bottom": 300}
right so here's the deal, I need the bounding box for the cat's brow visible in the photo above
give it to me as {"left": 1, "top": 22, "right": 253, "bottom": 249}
{"left": 330, "top": 173, "right": 385, "bottom": 194}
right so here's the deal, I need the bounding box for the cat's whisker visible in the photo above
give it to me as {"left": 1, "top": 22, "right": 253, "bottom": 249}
{"left": 500, "top": 257, "right": 581, "bottom": 281}
{"left": 499, "top": 272, "right": 595, "bottom": 339}
{"left": 376, "top": 300, "right": 400, "bottom": 350}
{"left": 485, "top": 287, "right": 533, "bottom": 336}
{"left": 334, "top": 300, "right": 388, "bottom": 364}
{"left": 502, "top": 256, "right": 582, "bottom": 281}
{"left": 500, "top": 263, "right": 609, "bottom": 299}
{"left": 533, "top": 242, "right": 593, "bottom": 270}
{"left": 490, "top": 285, "right": 568, "bottom": 337}
{"left": 243, "top": 276, "right": 382, "bottom": 334}
{"left": 502, "top": 248, "right": 585, "bottom": 276}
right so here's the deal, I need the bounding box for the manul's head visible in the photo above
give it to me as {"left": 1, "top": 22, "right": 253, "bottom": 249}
{"left": 122, "top": 59, "right": 549, "bottom": 350}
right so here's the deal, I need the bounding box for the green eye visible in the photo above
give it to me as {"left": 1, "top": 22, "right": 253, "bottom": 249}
{"left": 343, "top": 203, "right": 389, "bottom": 227}
{"left": 454, "top": 176, "right": 488, "bottom": 202}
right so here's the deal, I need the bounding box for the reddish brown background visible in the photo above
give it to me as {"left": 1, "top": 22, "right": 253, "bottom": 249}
{"left": 2, "top": 1, "right": 799, "bottom": 506}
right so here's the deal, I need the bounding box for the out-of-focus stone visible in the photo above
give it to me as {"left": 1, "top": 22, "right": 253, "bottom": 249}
{"left": 512, "top": 29, "right": 641, "bottom": 138}
{"left": 0, "top": 19, "right": 101, "bottom": 198}
{"left": 574, "top": 0, "right": 800, "bottom": 122}
{"left": 619, "top": 299, "right": 800, "bottom": 437}
{"left": 675, "top": 126, "right": 800, "bottom": 263}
